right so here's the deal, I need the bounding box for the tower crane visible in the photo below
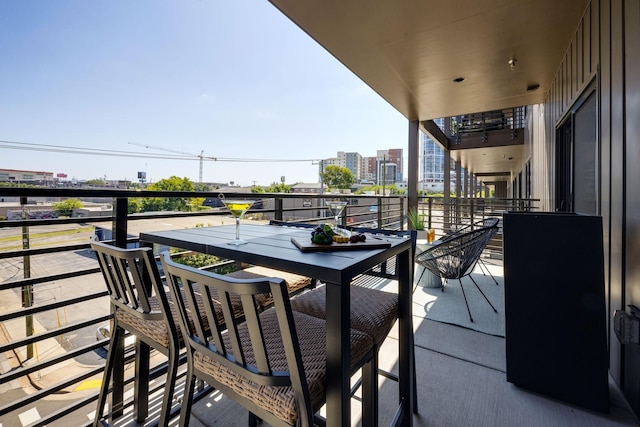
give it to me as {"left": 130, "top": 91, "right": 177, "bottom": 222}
{"left": 127, "top": 142, "right": 212, "bottom": 183}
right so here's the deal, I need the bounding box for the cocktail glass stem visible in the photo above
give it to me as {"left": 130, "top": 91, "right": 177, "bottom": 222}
{"left": 219, "top": 195, "right": 254, "bottom": 245}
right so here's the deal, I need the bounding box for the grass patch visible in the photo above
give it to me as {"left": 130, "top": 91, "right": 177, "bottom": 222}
{"left": 0, "top": 226, "right": 95, "bottom": 243}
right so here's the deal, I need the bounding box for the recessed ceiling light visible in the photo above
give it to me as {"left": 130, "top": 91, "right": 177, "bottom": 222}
{"left": 453, "top": 77, "right": 465, "bottom": 83}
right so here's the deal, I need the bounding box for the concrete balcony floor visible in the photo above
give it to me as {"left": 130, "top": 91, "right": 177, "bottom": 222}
{"left": 105, "top": 262, "right": 637, "bottom": 427}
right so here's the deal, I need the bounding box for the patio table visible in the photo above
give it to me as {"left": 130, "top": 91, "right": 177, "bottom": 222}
{"left": 139, "top": 223, "right": 415, "bottom": 427}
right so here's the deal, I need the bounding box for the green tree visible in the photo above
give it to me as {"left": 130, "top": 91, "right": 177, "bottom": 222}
{"left": 128, "top": 198, "right": 143, "bottom": 214}
{"left": 141, "top": 176, "right": 204, "bottom": 212}
{"left": 265, "top": 182, "right": 292, "bottom": 193}
{"left": 52, "top": 198, "right": 83, "bottom": 217}
{"left": 85, "top": 179, "right": 105, "bottom": 186}
{"left": 321, "top": 165, "right": 355, "bottom": 190}
{"left": 355, "top": 184, "right": 404, "bottom": 195}
{"left": 194, "top": 182, "right": 211, "bottom": 192}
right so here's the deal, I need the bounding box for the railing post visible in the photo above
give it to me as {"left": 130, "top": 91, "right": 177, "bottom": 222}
{"left": 275, "top": 197, "right": 283, "bottom": 221}
{"left": 377, "top": 197, "right": 383, "bottom": 229}
{"left": 111, "top": 197, "right": 128, "bottom": 419}
{"left": 113, "top": 198, "right": 128, "bottom": 249}
{"left": 399, "top": 197, "right": 405, "bottom": 230}
{"left": 20, "top": 197, "right": 34, "bottom": 360}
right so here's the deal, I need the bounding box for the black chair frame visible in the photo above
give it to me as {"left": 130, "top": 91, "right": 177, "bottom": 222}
{"left": 415, "top": 225, "right": 498, "bottom": 322}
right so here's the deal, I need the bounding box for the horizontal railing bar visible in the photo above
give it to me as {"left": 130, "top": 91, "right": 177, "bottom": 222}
{"left": 0, "top": 315, "right": 111, "bottom": 354}
{"left": 29, "top": 394, "right": 101, "bottom": 427}
{"left": 0, "top": 363, "right": 105, "bottom": 417}
{"left": 0, "top": 242, "right": 94, "bottom": 259}
{"left": 0, "top": 267, "right": 102, "bottom": 290}
{"left": 38, "top": 352, "right": 191, "bottom": 427}
{"left": 0, "top": 238, "right": 130, "bottom": 259}
{"left": 0, "top": 340, "right": 107, "bottom": 384}
{"left": 0, "top": 290, "right": 108, "bottom": 322}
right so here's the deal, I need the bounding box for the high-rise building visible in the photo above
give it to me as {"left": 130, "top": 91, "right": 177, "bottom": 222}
{"left": 420, "top": 126, "right": 445, "bottom": 191}
{"left": 387, "top": 148, "right": 403, "bottom": 182}
{"left": 343, "top": 152, "right": 363, "bottom": 181}
{"left": 324, "top": 151, "right": 364, "bottom": 181}
{"left": 323, "top": 149, "right": 402, "bottom": 185}
{"left": 363, "top": 157, "right": 377, "bottom": 182}
{"left": 376, "top": 149, "right": 403, "bottom": 183}
{"left": 420, "top": 119, "right": 461, "bottom": 192}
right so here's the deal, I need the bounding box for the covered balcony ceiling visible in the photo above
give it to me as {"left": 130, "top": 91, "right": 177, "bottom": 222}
{"left": 267, "top": 0, "right": 590, "bottom": 181}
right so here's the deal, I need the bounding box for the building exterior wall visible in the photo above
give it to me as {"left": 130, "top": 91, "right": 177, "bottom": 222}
{"left": 344, "top": 152, "right": 363, "bottom": 181}
{"left": 363, "top": 157, "right": 377, "bottom": 181}
{"left": 530, "top": 0, "right": 639, "bottom": 408}
{"left": 388, "top": 148, "right": 403, "bottom": 182}
{"left": 420, "top": 131, "right": 445, "bottom": 188}
{"left": 0, "top": 168, "right": 54, "bottom": 183}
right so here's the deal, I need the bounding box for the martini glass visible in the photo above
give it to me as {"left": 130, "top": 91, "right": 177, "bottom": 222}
{"left": 326, "top": 200, "right": 348, "bottom": 232}
{"left": 219, "top": 195, "right": 256, "bottom": 245}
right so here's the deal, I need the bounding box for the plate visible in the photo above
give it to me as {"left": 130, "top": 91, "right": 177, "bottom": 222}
{"left": 290, "top": 236, "right": 391, "bottom": 252}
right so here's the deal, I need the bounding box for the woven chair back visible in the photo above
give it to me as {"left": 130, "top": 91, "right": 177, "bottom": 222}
{"left": 415, "top": 226, "right": 493, "bottom": 280}
{"left": 160, "top": 252, "right": 316, "bottom": 426}
{"left": 92, "top": 241, "right": 169, "bottom": 324}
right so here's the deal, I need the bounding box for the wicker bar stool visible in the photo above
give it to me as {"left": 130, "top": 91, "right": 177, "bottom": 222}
{"left": 91, "top": 241, "right": 180, "bottom": 427}
{"left": 268, "top": 221, "right": 418, "bottom": 421}
{"left": 91, "top": 242, "right": 245, "bottom": 427}
{"left": 160, "top": 252, "right": 376, "bottom": 427}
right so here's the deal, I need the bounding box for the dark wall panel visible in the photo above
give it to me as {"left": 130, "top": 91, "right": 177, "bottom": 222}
{"left": 592, "top": 1, "right": 599, "bottom": 74}
{"left": 625, "top": 0, "right": 640, "bottom": 335}
{"left": 609, "top": 0, "right": 625, "bottom": 384}
{"left": 624, "top": 0, "right": 640, "bottom": 415}
{"left": 541, "top": 0, "right": 640, "bottom": 398}
{"left": 596, "top": 0, "right": 615, "bottom": 380}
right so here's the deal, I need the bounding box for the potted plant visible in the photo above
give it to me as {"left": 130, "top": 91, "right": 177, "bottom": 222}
{"left": 407, "top": 207, "right": 428, "bottom": 239}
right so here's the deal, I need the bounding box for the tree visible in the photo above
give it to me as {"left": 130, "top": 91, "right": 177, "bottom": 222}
{"left": 141, "top": 176, "right": 204, "bottom": 212}
{"left": 193, "top": 182, "right": 211, "bottom": 192}
{"left": 320, "top": 165, "right": 355, "bottom": 190}
{"left": 128, "top": 198, "right": 143, "bottom": 214}
{"left": 355, "top": 184, "right": 405, "bottom": 195}
{"left": 265, "top": 182, "right": 292, "bottom": 193}
{"left": 52, "top": 198, "right": 83, "bottom": 217}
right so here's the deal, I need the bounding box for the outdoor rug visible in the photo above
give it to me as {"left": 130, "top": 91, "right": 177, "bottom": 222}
{"left": 413, "top": 262, "right": 505, "bottom": 337}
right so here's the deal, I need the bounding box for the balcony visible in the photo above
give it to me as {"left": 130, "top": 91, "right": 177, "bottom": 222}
{"left": 0, "top": 188, "right": 635, "bottom": 426}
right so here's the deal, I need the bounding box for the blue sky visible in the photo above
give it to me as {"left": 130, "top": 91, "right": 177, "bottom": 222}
{"left": 0, "top": 1, "right": 408, "bottom": 186}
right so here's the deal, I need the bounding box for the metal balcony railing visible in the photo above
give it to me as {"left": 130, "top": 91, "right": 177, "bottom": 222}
{"left": 449, "top": 107, "right": 526, "bottom": 143}
{"left": 0, "top": 187, "right": 538, "bottom": 426}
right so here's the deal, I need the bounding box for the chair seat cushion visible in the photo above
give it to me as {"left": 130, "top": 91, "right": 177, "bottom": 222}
{"left": 193, "top": 309, "right": 373, "bottom": 425}
{"left": 290, "top": 285, "right": 398, "bottom": 346}
{"left": 115, "top": 296, "right": 169, "bottom": 346}
{"left": 116, "top": 284, "right": 244, "bottom": 347}
{"left": 226, "top": 266, "right": 312, "bottom": 308}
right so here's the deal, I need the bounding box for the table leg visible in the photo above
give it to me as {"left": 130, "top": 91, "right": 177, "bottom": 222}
{"left": 325, "top": 281, "right": 351, "bottom": 426}
{"left": 398, "top": 248, "right": 414, "bottom": 426}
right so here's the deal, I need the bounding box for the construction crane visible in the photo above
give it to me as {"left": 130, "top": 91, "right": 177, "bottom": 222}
{"left": 127, "top": 142, "right": 210, "bottom": 183}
